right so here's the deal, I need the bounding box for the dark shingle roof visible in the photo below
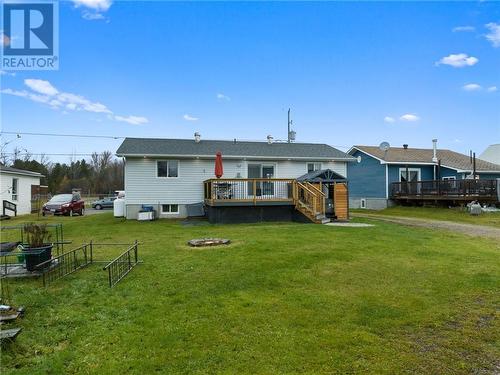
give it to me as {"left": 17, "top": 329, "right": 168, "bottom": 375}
{"left": 297, "top": 169, "right": 347, "bottom": 182}
{"left": 352, "top": 145, "right": 500, "bottom": 172}
{"left": 117, "top": 138, "right": 354, "bottom": 160}
{"left": 0, "top": 166, "right": 44, "bottom": 177}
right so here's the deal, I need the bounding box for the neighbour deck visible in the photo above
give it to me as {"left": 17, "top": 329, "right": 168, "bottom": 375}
{"left": 391, "top": 179, "right": 499, "bottom": 202}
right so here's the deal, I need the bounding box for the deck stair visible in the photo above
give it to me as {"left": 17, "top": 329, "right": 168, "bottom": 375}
{"left": 294, "top": 182, "right": 328, "bottom": 224}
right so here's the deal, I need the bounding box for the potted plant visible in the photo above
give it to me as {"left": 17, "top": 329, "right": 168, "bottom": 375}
{"left": 22, "top": 223, "right": 53, "bottom": 272}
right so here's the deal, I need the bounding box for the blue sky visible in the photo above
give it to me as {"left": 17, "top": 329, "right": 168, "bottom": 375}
{"left": 1, "top": 0, "right": 499, "bottom": 162}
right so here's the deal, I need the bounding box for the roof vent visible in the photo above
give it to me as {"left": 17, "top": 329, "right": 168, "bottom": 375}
{"left": 194, "top": 132, "right": 201, "bottom": 143}
{"left": 267, "top": 135, "right": 274, "bottom": 144}
{"left": 403, "top": 144, "right": 408, "bottom": 150}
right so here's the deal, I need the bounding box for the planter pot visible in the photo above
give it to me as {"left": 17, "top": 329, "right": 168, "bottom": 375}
{"left": 22, "top": 244, "right": 53, "bottom": 272}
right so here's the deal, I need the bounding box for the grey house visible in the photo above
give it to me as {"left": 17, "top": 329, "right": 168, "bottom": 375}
{"left": 116, "top": 136, "right": 355, "bottom": 222}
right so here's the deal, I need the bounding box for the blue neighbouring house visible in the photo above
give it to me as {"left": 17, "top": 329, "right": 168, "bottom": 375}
{"left": 347, "top": 141, "right": 500, "bottom": 209}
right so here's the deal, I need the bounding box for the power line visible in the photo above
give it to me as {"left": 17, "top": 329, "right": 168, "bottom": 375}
{"left": 0, "top": 131, "right": 124, "bottom": 139}
{"left": 2, "top": 153, "right": 104, "bottom": 156}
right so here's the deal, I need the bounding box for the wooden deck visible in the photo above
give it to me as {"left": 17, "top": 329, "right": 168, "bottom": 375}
{"left": 391, "top": 179, "right": 499, "bottom": 202}
{"left": 204, "top": 178, "right": 296, "bottom": 206}
{"left": 203, "top": 178, "right": 350, "bottom": 223}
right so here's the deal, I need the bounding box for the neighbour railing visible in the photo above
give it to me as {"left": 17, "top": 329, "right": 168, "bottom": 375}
{"left": 204, "top": 178, "right": 295, "bottom": 204}
{"left": 36, "top": 243, "right": 93, "bottom": 287}
{"left": 391, "top": 179, "right": 498, "bottom": 200}
{"left": 103, "top": 241, "right": 139, "bottom": 287}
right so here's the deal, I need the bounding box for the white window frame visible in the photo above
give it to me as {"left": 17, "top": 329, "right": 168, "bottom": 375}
{"left": 11, "top": 178, "right": 18, "bottom": 201}
{"left": 156, "top": 160, "right": 179, "bottom": 178}
{"left": 161, "top": 204, "right": 179, "bottom": 214}
{"left": 398, "top": 168, "right": 421, "bottom": 182}
{"left": 360, "top": 198, "right": 367, "bottom": 209}
{"left": 307, "top": 162, "right": 322, "bottom": 173}
{"left": 442, "top": 176, "right": 456, "bottom": 181}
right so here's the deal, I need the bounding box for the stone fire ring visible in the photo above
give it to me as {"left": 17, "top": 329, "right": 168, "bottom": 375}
{"left": 188, "top": 238, "right": 231, "bottom": 247}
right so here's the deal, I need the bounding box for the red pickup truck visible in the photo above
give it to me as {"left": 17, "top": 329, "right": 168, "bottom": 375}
{"left": 42, "top": 193, "right": 85, "bottom": 216}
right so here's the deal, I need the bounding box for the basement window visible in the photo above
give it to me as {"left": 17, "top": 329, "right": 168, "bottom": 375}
{"left": 161, "top": 204, "right": 179, "bottom": 214}
{"left": 360, "top": 198, "right": 366, "bottom": 209}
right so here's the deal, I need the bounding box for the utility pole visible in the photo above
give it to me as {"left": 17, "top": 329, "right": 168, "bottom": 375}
{"left": 287, "top": 108, "right": 291, "bottom": 143}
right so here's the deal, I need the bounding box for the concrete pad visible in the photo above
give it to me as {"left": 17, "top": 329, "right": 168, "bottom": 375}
{"left": 324, "top": 222, "right": 375, "bottom": 227}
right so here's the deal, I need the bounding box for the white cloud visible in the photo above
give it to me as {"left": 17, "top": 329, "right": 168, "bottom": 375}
{"left": 72, "top": 0, "right": 111, "bottom": 21}
{"left": 487, "top": 86, "right": 498, "bottom": 92}
{"left": 82, "top": 11, "right": 105, "bottom": 20}
{"left": 72, "top": 0, "right": 112, "bottom": 12}
{"left": 436, "top": 53, "right": 478, "bottom": 67}
{"left": 1, "top": 78, "right": 148, "bottom": 124}
{"left": 24, "top": 79, "right": 59, "bottom": 96}
{"left": 485, "top": 22, "right": 500, "bottom": 47}
{"left": 217, "top": 93, "right": 230, "bottom": 101}
{"left": 384, "top": 116, "right": 395, "bottom": 123}
{"left": 114, "top": 115, "right": 148, "bottom": 125}
{"left": 452, "top": 26, "right": 475, "bottom": 32}
{"left": 399, "top": 114, "right": 420, "bottom": 122}
{"left": 462, "top": 83, "right": 482, "bottom": 91}
{"left": 183, "top": 114, "right": 199, "bottom": 121}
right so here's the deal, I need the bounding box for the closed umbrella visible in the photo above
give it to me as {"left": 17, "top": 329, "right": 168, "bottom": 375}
{"left": 215, "top": 151, "right": 223, "bottom": 178}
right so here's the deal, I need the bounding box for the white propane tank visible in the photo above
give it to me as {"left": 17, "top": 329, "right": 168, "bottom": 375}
{"left": 113, "top": 197, "right": 125, "bottom": 217}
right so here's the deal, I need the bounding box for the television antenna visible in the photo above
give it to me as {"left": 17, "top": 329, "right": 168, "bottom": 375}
{"left": 379, "top": 141, "right": 390, "bottom": 151}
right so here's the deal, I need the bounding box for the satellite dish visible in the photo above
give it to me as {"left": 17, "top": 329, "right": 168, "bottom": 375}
{"left": 379, "top": 141, "right": 390, "bottom": 152}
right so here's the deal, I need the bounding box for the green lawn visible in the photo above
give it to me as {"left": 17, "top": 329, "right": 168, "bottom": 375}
{"left": 353, "top": 206, "right": 500, "bottom": 227}
{"left": 1, "top": 213, "right": 499, "bottom": 374}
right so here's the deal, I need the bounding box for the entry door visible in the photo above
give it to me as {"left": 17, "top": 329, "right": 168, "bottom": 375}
{"left": 400, "top": 169, "right": 420, "bottom": 194}
{"left": 262, "top": 166, "right": 275, "bottom": 195}
{"left": 248, "top": 164, "right": 261, "bottom": 196}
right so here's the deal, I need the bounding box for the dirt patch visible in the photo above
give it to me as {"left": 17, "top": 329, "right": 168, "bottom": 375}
{"left": 352, "top": 213, "right": 500, "bottom": 240}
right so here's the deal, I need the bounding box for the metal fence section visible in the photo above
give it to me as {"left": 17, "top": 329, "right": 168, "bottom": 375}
{"left": 36, "top": 243, "right": 93, "bottom": 287}
{"left": 102, "top": 241, "right": 139, "bottom": 287}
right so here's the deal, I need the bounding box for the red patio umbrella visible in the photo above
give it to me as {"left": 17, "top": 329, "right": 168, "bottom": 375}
{"left": 214, "top": 151, "right": 223, "bottom": 178}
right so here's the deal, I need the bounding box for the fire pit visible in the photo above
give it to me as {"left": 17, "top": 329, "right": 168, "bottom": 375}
{"left": 188, "top": 238, "right": 230, "bottom": 247}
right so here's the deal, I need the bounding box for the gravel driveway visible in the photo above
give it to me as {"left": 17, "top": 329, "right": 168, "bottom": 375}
{"left": 352, "top": 213, "right": 500, "bottom": 240}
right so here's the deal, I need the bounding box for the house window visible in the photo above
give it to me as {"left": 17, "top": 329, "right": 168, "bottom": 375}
{"left": 157, "top": 160, "right": 179, "bottom": 178}
{"left": 11, "top": 178, "right": 18, "bottom": 201}
{"left": 161, "top": 204, "right": 179, "bottom": 214}
{"left": 442, "top": 176, "right": 456, "bottom": 181}
{"left": 307, "top": 162, "right": 322, "bottom": 173}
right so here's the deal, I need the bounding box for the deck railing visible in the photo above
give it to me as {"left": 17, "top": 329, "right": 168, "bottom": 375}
{"left": 204, "top": 178, "right": 295, "bottom": 204}
{"left": 391, "top": 179, "right": 498, "bottom": 200}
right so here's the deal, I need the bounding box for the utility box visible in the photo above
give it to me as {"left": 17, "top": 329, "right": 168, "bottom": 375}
{"left": 470, "top": 203, "right": 482, "bottom": 216}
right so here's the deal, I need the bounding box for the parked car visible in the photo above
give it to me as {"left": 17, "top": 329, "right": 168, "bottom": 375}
{"left": 42, "top": 193, "right": 85, "bottom": 216}
{"left": 91, "top": 197, "right": 116, "bottom": 210}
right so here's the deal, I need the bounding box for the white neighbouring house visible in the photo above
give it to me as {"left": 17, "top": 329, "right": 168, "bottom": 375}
{"left": 0, "top": 166, "right": 43, "bottom": 216}
{"left": 116, "top": 137, "right": 355, "bottom": 220}
{"left": 480, "top": 144, "right": 500, "bottom": 165}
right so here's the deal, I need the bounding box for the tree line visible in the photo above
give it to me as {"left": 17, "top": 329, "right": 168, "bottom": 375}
{"left": 1, "top": 149, "right": 124, "bottom": 195}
